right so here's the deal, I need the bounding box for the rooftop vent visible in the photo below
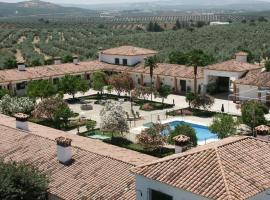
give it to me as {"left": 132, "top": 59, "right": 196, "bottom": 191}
{"left": 55, "top": 136, "right": 72, "bottom": 164}
{"left": 73, "top": 56, "right": 79, "bottom": 65}
{"left": 54, "top": 57, "right": 61, "bottom": 65}
{"left": 235, "top": 51, "right": 248, "bottom": 63}
{"left": 17, "top": 62, "right": 26, "bottom": 71}
{"left": 14, "top": 113, "right": 29, "bottom": 131}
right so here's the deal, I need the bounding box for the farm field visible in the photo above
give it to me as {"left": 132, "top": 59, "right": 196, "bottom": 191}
{"left": 1, "top": 17, "right": 270, "bottom": 69}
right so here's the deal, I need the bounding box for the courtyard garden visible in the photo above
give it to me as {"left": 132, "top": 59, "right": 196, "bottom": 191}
{"left": 0, "top": 56, "right": 269, "bottom": 158}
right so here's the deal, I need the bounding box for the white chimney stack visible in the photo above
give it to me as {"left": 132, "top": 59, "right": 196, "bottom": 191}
{"left": 173, "top": 135, "right": 190, "bottom": 154}
{"left": 235, "top": 52, "right": 248, "bottom": 63}
{"left": 73, "top": 56, "right": 79, "bottom": 65}
{"left": 54, "top": 57, "right": 61, "bottom": 65}
{"left": 55, "top": 137, "right": 72, "bottom": 164}
{"left": 17, "top": 62, "right": 26, "bottom": 71}
{"left": 14, "top": 113, "right": 29, "bottom": 131}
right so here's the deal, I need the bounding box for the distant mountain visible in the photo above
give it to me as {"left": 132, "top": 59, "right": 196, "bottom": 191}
{"left": 0, "top": 0, "right": 95, "bottom": 17}
{"left": 66, "top": 0, "right": 270, "bottom": 12}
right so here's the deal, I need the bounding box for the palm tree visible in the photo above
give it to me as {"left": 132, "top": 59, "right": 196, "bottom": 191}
{"left": 144, "top": 55, "right": 158, "bottom": 101}
{"left": 187, "top": 50, "right": 211, "bottom": 95}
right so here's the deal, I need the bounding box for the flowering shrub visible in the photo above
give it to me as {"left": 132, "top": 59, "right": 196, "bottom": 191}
{"left": 32, "top": 96, "right": 67, "bottom": 120}
{"left": 100, "top": 102, "right": 129, "bottom": 136}
{"left": 137, "top": 123, "right": 167, "bottom": 150}
{"left": 0, "top": 95, "right": 34, "bottom": 115}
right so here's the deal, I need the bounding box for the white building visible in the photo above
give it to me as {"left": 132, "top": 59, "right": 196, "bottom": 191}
{"left": 203, "top": 52, "right": 262, "bottom": 98}
{"left": 0, "top": 46, "right": 203, "bottom": 96}
{"left": 210, "top": 21, "right": 230, "bottom": 26}
{"left": 0, "top": 46, "right": 268, "bottom": 104}
{"left": 99, "top": 46, "right": 157, "bottom": 66}
{"left": 235, "top": 69, "right": 270, "bottom": 104}
{"left": 131, "top": 136, "right": 270, "bottom": 200}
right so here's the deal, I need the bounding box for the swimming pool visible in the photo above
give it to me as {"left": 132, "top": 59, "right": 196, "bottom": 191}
{"left": 163, "top": 121, "right": 218, "bottom": 144}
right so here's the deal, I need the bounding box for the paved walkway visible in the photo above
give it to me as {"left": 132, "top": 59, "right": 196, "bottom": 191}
{"left": 65, "top": 89, "right": 241, "bottom": 135}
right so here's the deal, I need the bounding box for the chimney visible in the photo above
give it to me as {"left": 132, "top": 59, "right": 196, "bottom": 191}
{"left": 17, "top": 62, "right": 26, "bottom": 71}
{"left": 73, "top": 56, "right": 79, "bottom": 65}
{"left": 55, "top": 136, "right": 72, "bottom": 164}
{"left": 173, "top": 135, "right": 190, "bottom": 153}
{"left": 98, "top": 47, "right": 103, "bottom": 62}
{"left": 235, "top": 52, "right": 248, "bottom": 62}
{"left": 14, "top": 113, "right": 29, "bottom": 131}
{"left": 54, "top": 57, "right": 61, "bottom": 65}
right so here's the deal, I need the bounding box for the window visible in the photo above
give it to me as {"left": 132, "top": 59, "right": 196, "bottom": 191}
{"left": 115, "top": 58, "right": 120, "bottom": 65}
{"left": 149, "top": 189, "right": 173, "bottom": 200}
{"left": 53, "top": 78, "right": 59, "bottom": 84}
{"left": 16, "top": 82, "right": 27, "bottom": 90}
{"left": 123, "top": 59, "right": 128, "bottom": 66}
{"left": 86, "top": 74, "right": 90, "bottom": 80}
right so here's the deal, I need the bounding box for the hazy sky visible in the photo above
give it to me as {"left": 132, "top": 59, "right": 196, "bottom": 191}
{"left": 0, "top": 0, "right": 158, "bottom": 4}
{"left": 1, "top": 0, "right": 270, "bottom": 4}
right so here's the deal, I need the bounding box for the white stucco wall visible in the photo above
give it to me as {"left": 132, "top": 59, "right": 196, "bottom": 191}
{"left": 238, "top": 84, "right": 258, "bottom": 101}
{"left": 160, "top": 76, "right": 174, "bottom": 88}
{"left": 135, "top": 175, "right": 208, "bottom": 200}
{"left": 100, "top": 54, "right": 150, "bottom": 66}
{"left": 143, "top": 74, "right": 152, "bottom": 85}
{"left": 203, "top": 69, "right": 244, "bottom": 85}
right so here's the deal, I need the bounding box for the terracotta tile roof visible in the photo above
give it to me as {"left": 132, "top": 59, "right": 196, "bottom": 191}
{"left": 132, "top": 63, "right": 204, "bottom": 79}
{"left": 131, "top": 136, "right": 270, "bottom": 200}
{"left": 0, "top": 114, "right": 156, "bottom": 166}
{"left": 0, "top": 125, "right": 134, "bottom": 200}
{"left": 100, "top": 46, "right": 157, "bottom": 56}
{"left": 235, "top": 70, "right": 270, "bottom": 87}
{"left": 206, "top": 60, "right": 262, "bottom": 72}
{"left": 0, "top": 61, "right": 203, "bottom": 84}
{"left": 0, "top": 60, "right": 131, "bottom": 84}
{"left": 0, "top": 114, "right": 157, "bottom": 199}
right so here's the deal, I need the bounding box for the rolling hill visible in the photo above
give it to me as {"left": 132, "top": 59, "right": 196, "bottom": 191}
{"left": 0, "top": 0, "right": 95, "bottom": 17}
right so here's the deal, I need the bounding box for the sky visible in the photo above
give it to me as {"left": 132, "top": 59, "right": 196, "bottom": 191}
{"left": 0, "top": 0, "right": 159, "bottom": 4}
{"left": 1, "top": 0, "right": 270, "bottom": 4}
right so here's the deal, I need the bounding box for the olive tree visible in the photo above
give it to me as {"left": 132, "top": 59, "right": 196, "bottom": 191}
{"left": 209, "top": 114, "right": 239, "bottom": 139}
{"left": 241, "top": 100, "right": 269, "bottom": 136}
{"left": 27, "top": 79, "right": 57, "bottom": 99}
{"left": 58, "top": 75, "right": 89, "bottom": 99}
{"left": 91, "top": 71, "right": 107, "bottom": 95}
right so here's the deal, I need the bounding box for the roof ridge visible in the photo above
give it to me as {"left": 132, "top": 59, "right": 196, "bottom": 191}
{"left": 215, "top": 147, "right": 233, "bottom": 200}
{"left": 131, "top": 136, "right": 250, "bottom": 173}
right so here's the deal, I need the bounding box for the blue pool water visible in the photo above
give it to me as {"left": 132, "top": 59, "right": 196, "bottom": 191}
{"left": 164, "top": 121, "right": 218, "bottom": 142}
